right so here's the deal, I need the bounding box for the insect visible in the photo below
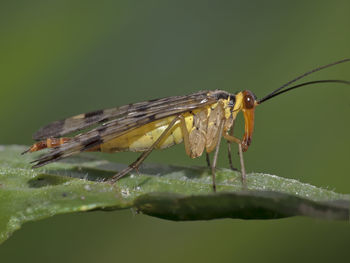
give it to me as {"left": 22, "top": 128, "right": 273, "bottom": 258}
{"left": 24, "top": 59, "right": 350, "bottom": 191}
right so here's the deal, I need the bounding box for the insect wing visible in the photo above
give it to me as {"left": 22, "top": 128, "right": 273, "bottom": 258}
{"left": 31, "top": 90, "right": 223, "bottom": 167}
{"left": 33, "top": 91, "right": 210, "bottom": 140}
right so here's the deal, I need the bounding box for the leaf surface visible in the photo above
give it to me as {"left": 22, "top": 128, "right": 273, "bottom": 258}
{"left": 0, "top": 145, "right": 349, "bottom": 243}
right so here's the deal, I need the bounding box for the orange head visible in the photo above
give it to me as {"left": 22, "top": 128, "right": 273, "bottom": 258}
{"left": 232, "top": 90, "right": 258, "bottom": 152}
{"left": 241, "top": 90, "right": 258, "bottom": 152}
{"left": 234, "top": 59, "right": 350, "bottom": 152}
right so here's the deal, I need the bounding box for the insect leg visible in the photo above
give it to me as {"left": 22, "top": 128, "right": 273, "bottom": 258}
{"left": 108, "top": 115, "right": 181, "bottom": 183}
{"left": 178, "top": 115, "right": 191, "bottom": 157}
{"left": 223, "top": 133, "right": 246, "bottom": 184}
{"left": 227, "top": 125, "right": 238, "bottom": 171}
{"left": 210, "top": 120, "right": 225, "bottom": 192}
{"left": 206, "top": 153, "right": 210, "bottom": 168}
{"left": 238, "top": 143, "right": 246, "bottom": 184}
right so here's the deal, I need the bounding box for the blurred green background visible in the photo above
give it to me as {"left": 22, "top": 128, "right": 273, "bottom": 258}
{"left": 0, "top": 0, "right": 349, "bottom": 262}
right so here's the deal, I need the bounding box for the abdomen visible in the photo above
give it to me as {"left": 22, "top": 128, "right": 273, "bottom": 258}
{"left": 100, "top": 113, "right": 194, "bottom": 153}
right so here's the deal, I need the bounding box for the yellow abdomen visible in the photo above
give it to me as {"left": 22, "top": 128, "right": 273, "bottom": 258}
{"left": 100, "top": 112, "right": 195, "bottom": 153}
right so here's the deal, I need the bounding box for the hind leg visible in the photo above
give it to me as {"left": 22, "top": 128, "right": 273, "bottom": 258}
{"left": 108, "top": 115, "right": 181, "bottom": 183}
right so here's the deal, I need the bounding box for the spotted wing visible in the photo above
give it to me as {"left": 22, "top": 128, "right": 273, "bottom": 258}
{"left": 33, "top": 92, "right": 210, "bottom": 140}
{"left": 31, "top": 90, "right": 228, "bottom": 168}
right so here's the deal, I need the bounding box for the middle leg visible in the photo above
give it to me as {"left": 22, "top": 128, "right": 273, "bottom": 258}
{"left": 210, "top": 120, "right": 225, "bottom": 192}
{"left": 227, "top": 125, "right": 238, "bottom": 171}
{"left": 206, "top": 153, "right": 211, "bottom": 168}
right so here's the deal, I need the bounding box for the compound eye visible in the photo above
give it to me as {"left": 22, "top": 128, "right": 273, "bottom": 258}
{"left": 244, "top": 94, "right": 255, "bottom": 109}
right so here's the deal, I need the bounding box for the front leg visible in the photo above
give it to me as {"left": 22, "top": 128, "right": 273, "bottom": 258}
{"left": 222, "top": 133, "right": 246, "bottom": 184}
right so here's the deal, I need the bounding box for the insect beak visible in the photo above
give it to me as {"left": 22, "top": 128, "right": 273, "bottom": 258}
{"left": 241, "top": 102, "right": 257, "bottom": 152}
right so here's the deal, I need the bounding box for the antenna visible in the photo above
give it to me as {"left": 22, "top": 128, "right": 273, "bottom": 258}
{"left": 258, "top": 80, "right": 350, "bottom": 103}
{"left": 258, "top": 58, "right": 350, "bottom": 104}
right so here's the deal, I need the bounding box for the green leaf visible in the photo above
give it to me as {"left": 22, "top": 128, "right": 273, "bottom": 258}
{"left": 0, "top": 145, "right": 349, "bottom": 244}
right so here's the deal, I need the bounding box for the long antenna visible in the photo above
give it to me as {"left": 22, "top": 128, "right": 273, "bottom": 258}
{"left": 258, "top": 58, "right": 350, "bottom": 104}
{"left": 258, "top": 79, "right": 350, "bottom": 103}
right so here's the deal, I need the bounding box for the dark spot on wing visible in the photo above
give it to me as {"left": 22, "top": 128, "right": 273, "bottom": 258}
{"left": 33, "top": 120, "right": 65, "bottom": 140}
{"left": 148, "top": 98, "right": 161, "bottom": 103}
{"left": 98, "top": 118, "right": 109, "bottom": 124}
{"left": 97, "top": 125, "right": 108, "bottom": 134}
{"left": 81, "top": 137, "right": 104, "bottom": 151}
{"left": 52, "top": 152, "right": 63, "bottom": 160}
{"left": 137, "top": 105, "right": 148, "bottom": 112}
{"left": 136, "top": 113, "right": 147, "bottom": 118}
{"left": 85, "top": 110, "right": 104, "bottom": 119}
